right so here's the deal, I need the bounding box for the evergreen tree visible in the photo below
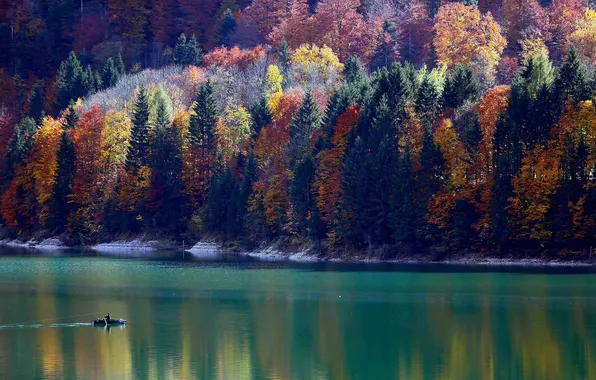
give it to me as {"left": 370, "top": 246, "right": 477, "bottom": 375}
{"left": 416, "top": 75, "right": 442, "bottom": 128}
{"left": 289, "top": 155, "right": 315, "bottom": 237}
{"left": 556, "top": 47, "right": 591, "bottom": 104}
{"left": 238, "top": 152, "right": 258, "bottom": 231}
{"left": 175, "top": 34, "right": 187, "bottom": 64}
{"left": 127, "top": 86, "right": 152, "bottom": 170}
{"left": 189, "top": 82, "right": 219, "bottom": 156}
{"left": 278, "top": 40, "right": 291, "bottom": 69}
{"left": 278, "top": 40, "right": 292, "bottom": 88}
{"left": 391, "top": 144, "right": 418, "bottom": 248}
{"left": 344, "top": 56, "right": 367, "bottom": 85}
{"left": 364, "top": 97, "right": 396, "bottom": 245}
{"left": 102, "top": 57, "right": 119, "bottom": 89}
{"left": 47, "top": 105, "right": 78, "bottom": 232}
{"left": 186, "top": 34, "right": 203, "bottom": 66}
{"left": 116, "top": 53, "right": 126, "bottom": 77}
{"left": 148, "top": 89, "right": 185, "bottom": 232}
{"left": 443, "top": 64, "right": 479, "bottom": 109}
{"left": 27, "top": 80, "right": 45, "bottom": 123}
{"left": 219, "top": 8, "right": 237, "bottom": 46}
{"left": 340, "top": 137, "right": 368, "bottom": 246}
{"left": 250, "top": 95, "right": 273, "bottom": 137}
{"left": 4, "top": 117, "right": 37, "bottom": 183}
{"left": 53, "top": 51, "right": 84, "bottom": 113}
{"left": 175, "top": 34, "right": 202, "bottom": 66}
{"left": 289, "top": 88, "right": 323, "bottom": 163}
{"left": 82, "top": 65, "right": 100, "bottom": 95}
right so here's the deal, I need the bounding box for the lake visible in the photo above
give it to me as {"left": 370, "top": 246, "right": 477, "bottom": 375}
{"left": 1, "top": 248, "right": 596, "bottom": 380}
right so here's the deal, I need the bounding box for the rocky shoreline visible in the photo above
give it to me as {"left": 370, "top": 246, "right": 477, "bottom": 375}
{"left": 1, "top": 237, "right": 594, "bottom": 267}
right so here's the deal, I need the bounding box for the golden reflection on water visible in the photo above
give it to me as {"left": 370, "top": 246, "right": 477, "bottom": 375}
{"left": 2, "top": 267, "right": 596, "bottom": 380}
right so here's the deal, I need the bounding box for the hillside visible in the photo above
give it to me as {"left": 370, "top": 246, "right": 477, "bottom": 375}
{"left": 0, "top": 1, "right": 595, "bottom": 258}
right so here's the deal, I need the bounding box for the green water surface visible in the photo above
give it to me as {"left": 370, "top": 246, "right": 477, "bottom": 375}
{"left": 1, "top": 250, "right": 596, "bottom": 380}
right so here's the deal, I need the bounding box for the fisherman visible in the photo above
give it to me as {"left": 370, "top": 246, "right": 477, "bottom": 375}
{"left": 104, "top": 313, "right": 111, "bottom": 324}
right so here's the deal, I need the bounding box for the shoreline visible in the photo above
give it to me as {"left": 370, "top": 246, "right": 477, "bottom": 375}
{"left": 1, "top": 238, "right": 595, "bottom": 267}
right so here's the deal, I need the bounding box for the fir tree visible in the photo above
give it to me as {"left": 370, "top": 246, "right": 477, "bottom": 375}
{"left": 556, "top": 47, "right": 591, "bottom": 104}
{"left": 219, "top": 8, "right": 237, "bottom": 46}
{"left": 443, "top": 64, "right": 479, "bottom": 109}
{"left": 116, "top": 53, "right": 126, "bottom": 77}
{"left": 27, "top": 80, "right": 45, "bottom": 123}
{"left": 53, "top": 51, "right": 84, "bottom": 113}
{"left": 148, "top": 89, "right": 185, "bottom": 232}
{"left": 251, "top": 95, "right": 273, "bottom": 137}
{"left": 186, "top": 34, "right": 203, "bottom": 66}
{"left": 289, "top": 88, "right": 323, "bottom": 163}
{"left": 189, "top": 82, "right": 219, "bottom": 156}
{"left": 289, "top": 155, "right": 315, "bottom": 237}
{"left": 102, "top": 58, "right": 119, "bottom": 89}
{"left": 344, "top": 56, "right": 367, "bottom": 85}
{"left": 391, "top": 144, "right": 418, "bottom": 248}
{"left": 127, "top": 86, "right": 152, "bottom": 170}
{"left": 4, "top": 117, "right": 37, "bottom": 183}
{"left": 175, "top": 34, "right": 188, "bottom": 65}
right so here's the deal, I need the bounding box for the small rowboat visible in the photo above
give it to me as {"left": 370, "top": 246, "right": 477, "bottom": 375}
{"left": 91, "top": 318, "right": 126, "bottom": 326}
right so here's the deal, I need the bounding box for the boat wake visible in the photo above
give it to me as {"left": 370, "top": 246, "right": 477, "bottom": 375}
{"left": 0, "top": 322, "right": 91, "bottom": 330}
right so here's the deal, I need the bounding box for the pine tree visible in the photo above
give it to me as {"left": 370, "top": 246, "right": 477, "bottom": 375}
{"left": 278, "top": 40, "right": 292, "bottom": 88}
{"left": 82, "top": 65, "right": 100, "bottom": 95}
{"left": 556, "top": 47, "right": 591, "bottom": 104}
{"left": 175, "top": 33, "right": 188, "bottom": 64}
{"left": 340, "top": 137, "right": 368, "bottom": 246}
{"left": 416, "top": 75, "right": 442, "bottom": 128}
{"left": 148, "top": 89, "right": 185, "bottom": 232}
{"left": 186, "top": 34, "right": 203, "bottom": 66}
{"left": 289, "top": 88, "right": 323, "bottom": 163}
{"left": 53, "top": 52, "right": 84, "bottom": 113}
{"left": 116, "top": 53, "right": 126, "bottom": 77}
{"left": 27, "top": 80, "right": 45, "bottom": 123}
{"left": 344, "top": 56, "right": 367, "bottom": 85}
{"left": 391, "top": 144, "right": 417, "bottom": 248}
{"left": 189, "top": 82, "right": 219, "bottom": 156}
{"left": 251, "top": 95, "right": 273, "bottom": 137}
{"left": 102, "top": 58, "right": 119, "bottom": 89}
{"left": 4, "top": 117, "right": 37, "bottom": 183}
{"left": 127, "top": 86, "right": 152, "bottom": 170}
{"left": 289, "top": 155, "right": 315, "bottom": 237}
{"left": 364, "top": 97, "right": 396, "bottom": 245}
{"left": 443, "top": 64, "right": 479, "bottom": 109}
{"left": 219, "top": 8, "right": 237, "bottom": 46}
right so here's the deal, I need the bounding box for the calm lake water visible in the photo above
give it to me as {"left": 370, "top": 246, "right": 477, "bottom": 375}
{"left": 1, "top": 248, "right": 596, "bottom": 380}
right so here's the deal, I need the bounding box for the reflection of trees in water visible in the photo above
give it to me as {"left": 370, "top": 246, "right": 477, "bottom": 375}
{"left": 5, "top": 266, "right": 596, "bottom": 380}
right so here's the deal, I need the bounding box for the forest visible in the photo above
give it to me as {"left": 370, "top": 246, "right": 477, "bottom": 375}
{"left": 0, "top": 0, "right": 596, "bottom": 257}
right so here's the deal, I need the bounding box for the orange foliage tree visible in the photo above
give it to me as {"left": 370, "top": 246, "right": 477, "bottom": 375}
{"left": 69, "top": 106, "right": 106, "bottom": 235}
{"left": 313, "top": 105, "right": 361, "bottom": 239}
{"left": 252, "top": 89, "right": 303, "bottom": 232}
{"left": 433, "top": 2, "right": 506, "bottom": 75}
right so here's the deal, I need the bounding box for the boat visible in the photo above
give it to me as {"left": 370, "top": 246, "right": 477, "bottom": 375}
{"left": 91, "top": 318, "right": 126, "bottom": 326}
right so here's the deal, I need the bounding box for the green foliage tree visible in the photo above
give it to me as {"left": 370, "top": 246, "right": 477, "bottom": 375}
{"left": 53, "top": 52, "right": 84, "bottom": 114}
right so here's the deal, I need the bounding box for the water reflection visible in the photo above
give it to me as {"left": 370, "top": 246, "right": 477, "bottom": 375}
{"left": 0, "top": 258, "right": 596, "bottom": 380}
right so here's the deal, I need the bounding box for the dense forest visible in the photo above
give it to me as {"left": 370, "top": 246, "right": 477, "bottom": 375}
{"left": 1, "top": 0, "right": 596, "bottom": 257}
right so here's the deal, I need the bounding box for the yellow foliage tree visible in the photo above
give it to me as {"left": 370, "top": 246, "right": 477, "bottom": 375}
{"left": 101, "top": 110, "right": 132, "bottom": 193}
{"left": 433, "top": 2, "right": 506, "bottom": 75}
{"left": 29, "top": 116, "right": 62, "bottom": 225}
{"left": 519, "top": 30, "right": 549, "bottom": 66}
{"left": 265, "top": 65, "right": 284, "bottom": 113}
{"left": 291, "top": 44, "right": 344, "bottom": 84}
{"left": 220, "top": 105, "right": 253, "bottom": 162}
{"left": 569, "top": 8, "right": 596, "bottom": 64}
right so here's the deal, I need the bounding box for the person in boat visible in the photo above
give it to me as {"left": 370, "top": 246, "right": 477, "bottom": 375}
{"left": 104, "top": 313, "right": 111, "bottom": 324}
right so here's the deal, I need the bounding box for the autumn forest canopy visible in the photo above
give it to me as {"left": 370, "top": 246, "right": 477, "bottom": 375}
{"left": 1, "top": 0, "right": 596, "bottom": 257}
